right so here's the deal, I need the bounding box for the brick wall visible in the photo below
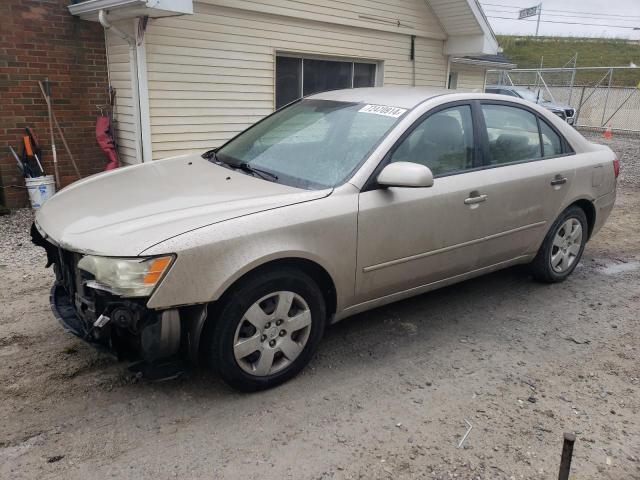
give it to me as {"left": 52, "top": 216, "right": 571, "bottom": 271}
{"left": 0, "top": 0, "right": 109, "bottom": 208}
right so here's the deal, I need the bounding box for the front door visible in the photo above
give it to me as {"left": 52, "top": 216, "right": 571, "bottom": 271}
{"left": 355, "top": 103, "right": 485, "bottom": 304}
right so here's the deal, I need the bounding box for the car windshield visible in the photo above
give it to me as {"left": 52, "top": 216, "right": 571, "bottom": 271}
{"left": 215, "top": 99, "right": 405, "bottom": 189}
{"left": 516, "top": 89, "right": 542, "bottom": 103}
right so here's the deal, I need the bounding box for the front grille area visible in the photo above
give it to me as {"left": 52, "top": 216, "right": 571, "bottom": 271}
{"left": 31, "top": 223, "right": 168, "bottom": 360}
{"left": 56, "top": 248, "right": 81, "bottom": 297}
{"left": 554, "top": 110, "right": 567, "bottom": 120}
{"left": 565, "top": 108, "right": 575, "bottom": 118}
{"left": 52, "top": 248, "right": 97, "bottom": 324}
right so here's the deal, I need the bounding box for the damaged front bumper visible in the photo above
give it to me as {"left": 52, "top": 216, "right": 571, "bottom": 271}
{"left": 49, "top": 281, "right": 181, "bottom": 362}
{"left": 32, "top": 223, "right": 206, "bottom": 371}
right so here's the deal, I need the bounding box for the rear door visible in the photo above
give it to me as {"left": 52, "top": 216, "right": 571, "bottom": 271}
{"left": 470, "top": 101, "right": 576, "bottom": 267}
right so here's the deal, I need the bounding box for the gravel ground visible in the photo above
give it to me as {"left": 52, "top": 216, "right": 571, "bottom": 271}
{"left": 584, "top": 130, "right": 640, "bottom": 190}
{"left": 0, "top": 131, "right": 638, "bottom": 480}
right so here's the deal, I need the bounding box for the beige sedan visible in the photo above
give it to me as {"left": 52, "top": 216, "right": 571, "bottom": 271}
{"left": 32, "top": 87, "right": 618, "bottom": 391}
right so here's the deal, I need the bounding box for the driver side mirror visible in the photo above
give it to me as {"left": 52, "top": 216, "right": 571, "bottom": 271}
{"left": 377, "top": 162, "right": 434, "bottom": 188}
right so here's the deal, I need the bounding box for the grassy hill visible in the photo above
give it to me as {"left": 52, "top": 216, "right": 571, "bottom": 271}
{"left": 498, "top": 36, "right": 640, "bottom": 86}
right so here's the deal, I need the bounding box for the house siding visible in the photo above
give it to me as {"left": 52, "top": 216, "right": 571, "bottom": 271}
{"left": 105, "top": 21, "right": 139, "bottom": 165}
{"left": 144, "top": 1, "right": 449, "bottom": 159}
{"left": 450, "top": 64, "right": 486, "bottom": 91}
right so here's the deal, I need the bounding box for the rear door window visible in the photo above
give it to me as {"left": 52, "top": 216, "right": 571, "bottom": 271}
{"left": 481, "top": 104, "right": 542, "bottom": 165}
{"left": 540, "top": 119, "right": 563, "bottom": 157}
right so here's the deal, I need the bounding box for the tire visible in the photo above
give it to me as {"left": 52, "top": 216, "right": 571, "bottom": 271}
{"left": 530, "top": 205, "right": 588, "bottom": 283}
{"left": 205, "top": 268, "right": 326, "bottom": 392}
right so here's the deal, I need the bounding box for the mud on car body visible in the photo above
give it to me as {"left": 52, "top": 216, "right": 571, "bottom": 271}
{"left": 31, "top": 87, "right": 617, "bottom": 391}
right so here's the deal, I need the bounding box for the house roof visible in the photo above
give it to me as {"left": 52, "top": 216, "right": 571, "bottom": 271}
{"left": 451, "top": 52, "right": 517, "bottom": 70}
{"left": 68, "top": 0, "right": 193, "bottom": 20}
{"left": 427, "top": 0, "right": 499, "bottom": 55}
{"left": 464, "top": 53, "right": 513, "bottom": 64}
{"left": 70, "top": 0, "right": 499, "bottom": 56}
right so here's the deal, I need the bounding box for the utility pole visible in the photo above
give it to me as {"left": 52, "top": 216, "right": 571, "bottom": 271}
{"left": 536, "top": 3, "right": 542, "bottom": 36}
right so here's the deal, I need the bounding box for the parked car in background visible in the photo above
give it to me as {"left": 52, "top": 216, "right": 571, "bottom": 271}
{"left": 485, "top": 85, "right": 576, "bottom": 125}
{"left": 32, "top": 87, "right": 617, "bottom": 392}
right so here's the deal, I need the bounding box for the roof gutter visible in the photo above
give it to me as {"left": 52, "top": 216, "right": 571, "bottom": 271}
{"left": 69, "top": 0, "right": 145, "bottom": 17}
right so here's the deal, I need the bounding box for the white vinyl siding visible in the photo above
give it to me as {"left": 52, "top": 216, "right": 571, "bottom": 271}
{"left": 450, "top": 64, "right": 487, "bottom": 91}
{"left": 144, "top": 1, "right": 449, "bottom": 159}
{"left": 204, "top": 0, "right": 446, "bottom": 38}
{"left": 105, "top": 22, "right": 139, "bottom": 165}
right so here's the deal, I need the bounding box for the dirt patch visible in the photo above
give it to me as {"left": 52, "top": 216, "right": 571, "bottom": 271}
{"left": 0, "top": 132, "right": 639, "bottom": 480}
{"left": 0, "top": 332, "right": 30, "bottom": 348}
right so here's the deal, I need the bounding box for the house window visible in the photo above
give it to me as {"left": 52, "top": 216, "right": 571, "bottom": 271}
{"left": 275, "top": 55, "right": 378, "bottom": 109}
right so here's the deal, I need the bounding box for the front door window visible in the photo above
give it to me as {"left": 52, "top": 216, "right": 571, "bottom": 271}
{"left": 389, "top": 105, "right": 475, "bottom": 176}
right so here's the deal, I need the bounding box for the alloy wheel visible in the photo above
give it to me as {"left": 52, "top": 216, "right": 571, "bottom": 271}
{"left": 550, "top": 218, "right": 583, "bottom": 273}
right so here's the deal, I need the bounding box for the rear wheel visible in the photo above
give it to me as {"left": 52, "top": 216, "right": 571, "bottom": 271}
{"left": 205, "top": 269, "right": 326, "bottom": 392}
{"left": 530, "top": 205, "right": 588, "bottom": 283}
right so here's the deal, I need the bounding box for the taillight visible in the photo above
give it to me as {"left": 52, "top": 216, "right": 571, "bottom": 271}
{"left": 613, "top": 158, "right": 620, "bottom": 178}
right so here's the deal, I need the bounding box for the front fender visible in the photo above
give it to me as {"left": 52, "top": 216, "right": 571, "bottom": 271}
{"left": 144, "top": 188, "right": 359, "bottom": 311}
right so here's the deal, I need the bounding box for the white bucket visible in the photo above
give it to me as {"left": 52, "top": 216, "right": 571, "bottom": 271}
{"left": 25, "top": 175, "right": 56, "bottom": 209}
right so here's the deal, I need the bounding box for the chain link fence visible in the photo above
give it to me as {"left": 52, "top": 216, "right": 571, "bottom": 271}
{"left": 487, "top": 67, "right": 640, "bottom": 133}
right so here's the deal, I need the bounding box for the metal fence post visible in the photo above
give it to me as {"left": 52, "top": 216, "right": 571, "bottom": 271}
{"left": 601, "top": 68, "right": 613, "bottom": 127}
{"left": 575, "top": 85, "right": 585, "bottom": 125}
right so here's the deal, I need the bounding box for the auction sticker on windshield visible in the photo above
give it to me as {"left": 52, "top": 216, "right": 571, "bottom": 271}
{"left": 358, "top": 104, "right": 407, "bottom": 118}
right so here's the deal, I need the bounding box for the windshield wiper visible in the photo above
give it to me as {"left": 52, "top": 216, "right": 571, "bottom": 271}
{"left": 233, "top": 162, "right": 279, "bottom": 182}
{"left": 204, "top": 149, "right": 278, "bottom": 182}
{"left": 202, "top": 149, "right": 218, "bottom": 160}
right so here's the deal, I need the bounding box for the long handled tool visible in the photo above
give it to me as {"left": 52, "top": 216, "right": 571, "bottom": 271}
{"left": 25, "top": 127, "right": 45, "bottom": 174}
{"left": 38, "top": 81, "right": 82, "bottom": 181}
{"left": 9, "top": 146, "right": 28, "bottom": 176}
{"left": 22, "top": 133, "right": 44, "bottom": 177}
{"left": 42, "top": 78, "right": 61, "bottom": 188}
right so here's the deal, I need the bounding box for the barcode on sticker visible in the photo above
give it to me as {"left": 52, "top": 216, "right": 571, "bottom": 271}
{"left": 358, "top": 104, "right": 407, "bottom": 118}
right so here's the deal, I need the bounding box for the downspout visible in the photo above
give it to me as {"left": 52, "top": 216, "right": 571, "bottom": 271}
{"left": 410, "top": 35, "right": 416, "bottom": 87}
{"left": 98, "top": 10, "right": 147, "bottom": 163}
{"left": 98, "top": 9, "right": 134, "bottom": 44}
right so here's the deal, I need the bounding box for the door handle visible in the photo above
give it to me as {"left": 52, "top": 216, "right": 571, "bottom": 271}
{"left": 550, "top": 176, "right": 567, "bottom": 186}
{"left": 464, "top": 194, "right": 487, "bottom": 205}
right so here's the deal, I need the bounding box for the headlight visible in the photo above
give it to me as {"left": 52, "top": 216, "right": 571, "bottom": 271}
{"left": 77, "top": 255, "right": 174, "bottom": 297}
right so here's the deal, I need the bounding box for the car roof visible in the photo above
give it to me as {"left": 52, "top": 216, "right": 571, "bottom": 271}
{"left": 308, "top": 86, "right": 451, "bottom": 109}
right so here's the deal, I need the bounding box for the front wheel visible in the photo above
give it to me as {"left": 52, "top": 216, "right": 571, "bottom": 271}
{"left": 205, "top": 269, "right": 326, "bottom": 392}
{"left": 530, "top": 205, "right": 588, "bottom": 283}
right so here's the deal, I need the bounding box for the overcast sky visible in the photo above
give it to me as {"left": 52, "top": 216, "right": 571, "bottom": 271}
{"left": 480, "top": 0, "right": 640, "bottom": 40}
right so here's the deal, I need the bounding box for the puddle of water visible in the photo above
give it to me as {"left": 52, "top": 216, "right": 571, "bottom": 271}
{"left": 599, "top": 261, "right": 640, "bottom": 275}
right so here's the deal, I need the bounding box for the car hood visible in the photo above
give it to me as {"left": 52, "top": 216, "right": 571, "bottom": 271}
{"left": 541, "top": 100, "right": 572, "bottom": 111}
{"left": 35, "top": 153, "right": 331, "bottom": 256}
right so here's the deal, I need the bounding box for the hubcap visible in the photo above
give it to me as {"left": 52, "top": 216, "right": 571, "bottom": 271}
{"left": 233, "top": 291, "right": 312, "bottom": 376}
{"left": 550, "top": 218, "right": 583, "bottom": 273}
